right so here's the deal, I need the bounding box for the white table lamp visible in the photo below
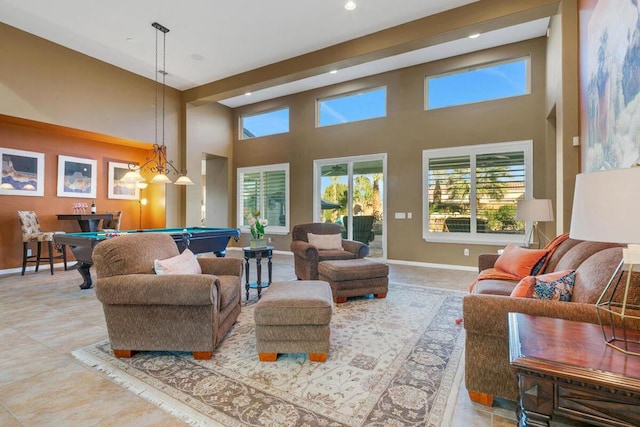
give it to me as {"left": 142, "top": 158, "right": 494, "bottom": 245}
{"left": 570, "top": 167, "right": 640, "bottom": 355}
{"left": 516, "top": 198, "right": 554, "bottom": 248}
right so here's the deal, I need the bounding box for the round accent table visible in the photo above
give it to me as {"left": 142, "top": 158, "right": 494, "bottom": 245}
{"left": 242, "top": 245, "right": 274, "bottom": 300}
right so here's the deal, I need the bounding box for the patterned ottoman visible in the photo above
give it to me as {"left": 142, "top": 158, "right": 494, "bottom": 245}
{"left": 318, "top": 258, "right": 389, "bottom": 303}
{"left": 254, "top": 280, "right": 332, "bottom": 362}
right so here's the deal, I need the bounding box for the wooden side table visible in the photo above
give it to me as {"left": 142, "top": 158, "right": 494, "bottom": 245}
{"left": 242, "top": 246, "right": 273, "bottom": 300}
{"left": 508, "top": 313, "right": 640, "bottom": 426}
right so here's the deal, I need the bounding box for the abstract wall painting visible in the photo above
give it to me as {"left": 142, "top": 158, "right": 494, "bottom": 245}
{"left": 0, "top": 147, "right": 45, "bottom": 196}
{"left": 57, "top": 155, "right": 97, "bottom": 198}
{"left": 581, "top": 0, "right": 640, "bottom": 171}
{"left": 108, "top": 161, "right": 139, "bottom": 200}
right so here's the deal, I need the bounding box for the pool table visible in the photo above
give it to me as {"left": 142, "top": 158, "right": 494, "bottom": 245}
{"left": 54, "top": 227, "right": 240, "bottom": 289}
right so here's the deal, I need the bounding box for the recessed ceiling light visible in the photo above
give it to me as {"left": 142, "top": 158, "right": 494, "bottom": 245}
{"left": 469, "top": 33, "right": 480, "bottom": 39}
{"left": 126, "top": 37, "right": 136, "bottom": 42}
{"left": 244, "top": 92, "right": 252, "bottom": 96}
{"left": 191, "top": 53, "right": 204, "bottom": 61}
{"left": 329, "top": 70, "right": 338, "bottom": 74}
{"left": 345, "top": 1, "right": 357, "bottom": 11}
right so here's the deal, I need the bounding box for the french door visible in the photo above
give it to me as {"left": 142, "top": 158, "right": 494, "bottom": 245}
{"left": 313, "top": 154, "right": 386, "bottom": 259}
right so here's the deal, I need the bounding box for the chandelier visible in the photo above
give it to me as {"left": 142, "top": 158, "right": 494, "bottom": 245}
{"left": 122, "top": 22, "right": 193, "bottom": 186}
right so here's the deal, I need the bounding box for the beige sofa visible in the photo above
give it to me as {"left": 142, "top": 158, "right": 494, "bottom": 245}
{"left": 93, "top": 232, "right": 243, "bottom": 360}
{"left": 463, "top": 238, "right": 640, "bottom": 404}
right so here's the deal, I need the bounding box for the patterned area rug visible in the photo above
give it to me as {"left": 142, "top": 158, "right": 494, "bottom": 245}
{"left": 73, "top": 283, "right": 465, "bottom": 427}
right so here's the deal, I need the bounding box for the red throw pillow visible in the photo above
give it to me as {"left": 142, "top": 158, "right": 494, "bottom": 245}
{"left": 511, "top": 270, "right": 576, "bottom": 300}
{"left": 494, "top": 244, "right": 549, "bottom": 278}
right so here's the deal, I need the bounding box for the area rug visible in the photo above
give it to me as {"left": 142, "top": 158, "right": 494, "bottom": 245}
{"left": 73, "top": 283, "right": 466, "bottom": 427}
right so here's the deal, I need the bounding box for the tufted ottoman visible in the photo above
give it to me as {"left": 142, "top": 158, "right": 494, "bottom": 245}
{"left": 254, "top": 280, "right": 332, "bottom": 362}
{"left": 318, "top": 258, "right": 389, "bottom": 303}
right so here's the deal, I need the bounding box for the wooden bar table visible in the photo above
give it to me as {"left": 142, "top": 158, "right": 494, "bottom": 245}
{"left": 57, "top": 213, "right": 112, "bottom": 232}
{"left": 508, "top": 313, "right": 640, "bottom": 426}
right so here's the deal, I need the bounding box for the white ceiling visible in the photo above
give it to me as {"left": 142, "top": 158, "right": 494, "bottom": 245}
{"left": 0, "top": 0, "right": 550, "bottom": 108}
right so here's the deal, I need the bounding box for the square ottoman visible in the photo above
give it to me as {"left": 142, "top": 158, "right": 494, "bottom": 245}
{"left": 318, "top": 258, "right": 389, "bottom": 303}
{"left": 254, "top": 280, "right": 332, "bottom": 362}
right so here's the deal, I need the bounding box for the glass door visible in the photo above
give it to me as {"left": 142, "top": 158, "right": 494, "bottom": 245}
{"left": 315, "top": 155, "right": 386, "bottom": 259}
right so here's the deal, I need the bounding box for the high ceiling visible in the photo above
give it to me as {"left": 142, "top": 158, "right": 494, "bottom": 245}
{"left": 0, "top": 0, "right": 552, "bottom": 107}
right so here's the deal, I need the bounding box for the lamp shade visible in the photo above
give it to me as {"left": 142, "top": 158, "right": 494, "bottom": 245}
{"left": 570, "top": 167, "right": 640, "bottom": 244}
{"left": 515, "top": 199, "right": 554, "bottom": 222}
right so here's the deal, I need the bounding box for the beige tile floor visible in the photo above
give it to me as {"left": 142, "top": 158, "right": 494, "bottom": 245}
{"left": 0, "top": 249, "right": 574, "bottom": 426}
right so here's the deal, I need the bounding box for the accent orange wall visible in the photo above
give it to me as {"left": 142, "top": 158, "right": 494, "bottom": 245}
{"left": 0, "top": 114, "right": 166, "bottom": 271}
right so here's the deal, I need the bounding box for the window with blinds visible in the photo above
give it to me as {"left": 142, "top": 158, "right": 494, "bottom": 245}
{"left": 238, "top": 163, "right": 290, "bottom": 235}
{"left": 423, "top": 141, "right": 532, "bottom": 244}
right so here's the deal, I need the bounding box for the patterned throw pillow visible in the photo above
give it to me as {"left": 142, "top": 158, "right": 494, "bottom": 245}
{"left": 510, "top": 270, "right": 576, "bottom": 301}
{"left": 534, "top": 271, "right": 576, "bottom": 301}
{"left": 154, "top": 249, "right": 202, "bottom": 275}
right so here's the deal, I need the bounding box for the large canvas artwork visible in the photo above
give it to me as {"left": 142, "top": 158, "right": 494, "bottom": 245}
{"left": 581, "top": 0, "right": 640, "bottom": 171}
{"left": 57, "top": 155, "right": 97, "bottom": 198}
{"left": 0, "top": 147, "right": 44, "bottom": 196}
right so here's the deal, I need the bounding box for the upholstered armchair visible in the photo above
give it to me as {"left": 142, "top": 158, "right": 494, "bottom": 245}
{"left": 93, "top": 232, "right": 243, "bottom": 360}
{"left": 291, "top": 222, "right": 369, "bottom": 280}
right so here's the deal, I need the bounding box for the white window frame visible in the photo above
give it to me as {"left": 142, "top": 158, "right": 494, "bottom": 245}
{"left": 239, "top": 107, "right": 290, "bottom": 140}
{"left": 237, "top": 163, "right": 290, "bottom": 235}
{"left": 316, "top": 86, "right": 387, "bottom": 127}
{"left": 424, "top": 56, "right": 531, "bottom": 110}
{"left": 422, "top": 140, "right": 533, "bottom": 245}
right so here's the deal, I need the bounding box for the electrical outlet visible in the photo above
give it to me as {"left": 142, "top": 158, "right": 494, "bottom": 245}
{"left": 27, "top": 248, "right": 32, "bottom": 257}
{"left": 464, "top": 248, "right": 470, "bottom": 256}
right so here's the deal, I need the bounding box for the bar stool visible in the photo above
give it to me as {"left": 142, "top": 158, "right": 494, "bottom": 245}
{"left": 17, "top": 211, "right": 68, "bottom": 275}
{"left": 100, "top": 210, "right": 122, "bottom": 230}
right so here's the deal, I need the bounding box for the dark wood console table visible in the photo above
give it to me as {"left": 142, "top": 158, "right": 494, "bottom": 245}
{"left": 508, "top": 313, "right": 640, "bottom": 426}
{"left": 57, "top": 213, "right": 113, "bottom": 232}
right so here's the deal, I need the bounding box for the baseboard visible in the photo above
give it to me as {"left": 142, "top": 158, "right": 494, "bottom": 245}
{"left": 0, "top": 261, "right": 77, "bottom": 276}
{"left": 385, "top": 258, "right": 477, "bottom": 272}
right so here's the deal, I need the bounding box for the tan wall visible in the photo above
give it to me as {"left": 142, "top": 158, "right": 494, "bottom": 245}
{"left": 545, "top": 0, "right": 580, "bottom": 235}
{"left": 233, "top": 38, "right": 552, "bottom": 266}
{"left": 184, "top": 103, "right": 234, "bottom": 228}
{"left": 0, "top": 22, "right": 184, "bottom": 227}
{"left": 0, "top": 116, "right": 165, "bottom": 271}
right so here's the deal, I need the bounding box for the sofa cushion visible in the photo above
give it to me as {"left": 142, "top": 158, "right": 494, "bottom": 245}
{"left": 495, "top": 244, "right": 549, "bottom": 278}
{"left": 472, "top": 279, "right": 518, "bottom": 296}
{"left": 154, "top": 249, "right": 202, "bottom": 275}
{"left": 318, "top": 249, "right": 356, "bottom": 261}
{"left": 308, "top": 233, "right": 343, "bottom": 250}
{"left": 511, "top": 270, "right": 575, "bottom": 301}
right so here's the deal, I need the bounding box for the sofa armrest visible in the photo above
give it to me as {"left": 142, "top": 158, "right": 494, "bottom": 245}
{"left": 198, "top": 257, "right": 243, "bottom": 277}
{"left": 95, "top": 274, "right": 218, "bottom": 306}
{"left": 463, "top": 294, "right": 599, "bottom": 337}
{"left": 290, "top": 240, "right": 319, "bottom": 261}
{"left": 478, "top": 253, "right": 500, "bottom": 272}
{"left": 342, "top": 239, "right": 370, "bottom": 258}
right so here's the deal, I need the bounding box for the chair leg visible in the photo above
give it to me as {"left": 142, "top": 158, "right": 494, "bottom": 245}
{"left": 468, "top": 391, "right": 494, "bottom": 406}
{"left": 113, "top": 350, "right": 134, "bottom": 358}
{"left": 48, "top": 241, "right": 55, "bottom": 275}
{"left": 21, "top": 242, "right": 28, "bottom": 276}
{"left": 193, "top": 351, "right": 212, "bottom": 360}
{"left": 35, "top": 242, "right": 42, "bottom": 272}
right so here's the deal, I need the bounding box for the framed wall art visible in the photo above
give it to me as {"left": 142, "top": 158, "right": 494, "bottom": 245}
{"left": 108, "top": 161, "right": 139, "bottom": 200}
{"left": 57, "top": 155, "right": 97, "bottom": 198}
{"left": 580, "top": 0, "right": 640, "bottom": 171}
{"left": 0, "top": 147, "right": 45, "bottom": 196}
